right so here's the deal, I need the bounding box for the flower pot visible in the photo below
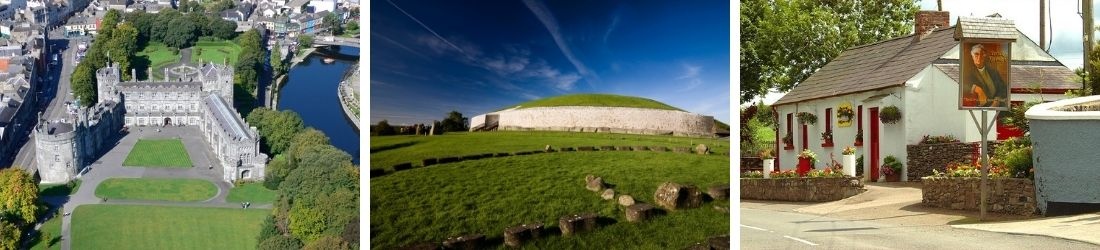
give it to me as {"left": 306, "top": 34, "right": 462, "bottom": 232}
{"left": 797, "top": 158, "right": 811, "bottom": 176}
{"left": 842, "top": 154, "right": 856, "bottom": 177}
{"left": 762, "top": 159, "right": 774, "bottom": 178}
{"left": 886, "top": 172, "right": 901, "bottom": 182}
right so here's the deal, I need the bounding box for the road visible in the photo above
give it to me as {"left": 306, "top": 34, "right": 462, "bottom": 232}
{"left": 10, "top": 36, "right": 79, "bottom": 171}
{"left": 740, "top": 207, "right": 1096, "bottom": 249}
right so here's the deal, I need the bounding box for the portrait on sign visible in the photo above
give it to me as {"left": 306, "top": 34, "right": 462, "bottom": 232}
{"left": 960, "top": 41, "right": 1011, "bottom": 110}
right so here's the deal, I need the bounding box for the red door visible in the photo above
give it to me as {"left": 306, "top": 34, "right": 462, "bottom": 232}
{"left": 869, "top": 107, "right": 881, "bottom": 182}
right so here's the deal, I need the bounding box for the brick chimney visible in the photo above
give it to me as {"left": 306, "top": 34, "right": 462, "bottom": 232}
{"left": 914, "top": 11, "right": 950, "bottom": 39}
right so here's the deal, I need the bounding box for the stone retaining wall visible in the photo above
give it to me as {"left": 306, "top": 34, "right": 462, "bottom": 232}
{"left": 921, "top": 177, "right": 1038, "bottom": 216}
{"left": 740, "top": 177, "right": 864, "bottom": 202}
{"left": 906, "top": 141, "right": 1002, "bottom": 181}
{"left": 495, "top": 106, "right": 715, "bottom": 137}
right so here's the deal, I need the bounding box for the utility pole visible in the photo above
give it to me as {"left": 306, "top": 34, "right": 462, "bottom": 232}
{"left": 1087, "top": 0, "right": 1096, "bottom": 94}
{"left": 1041, "top": 0, "right": 1047, "bottom": 50}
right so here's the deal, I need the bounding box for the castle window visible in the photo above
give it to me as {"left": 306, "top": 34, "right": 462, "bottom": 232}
{"left": 54, "top": 154, "right": 59, "bottom": 162}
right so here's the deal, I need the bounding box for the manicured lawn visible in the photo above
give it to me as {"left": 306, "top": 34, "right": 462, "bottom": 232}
{"left": 123, "top": 139, "right": 193, "bottom": 167}
{"left": 191, "top": 41, "right": 241, "bottom": 65}
{"left": 370, "top": 151, "right": 729, "bottom": 248}
{"left": 369, "top": 131, "right": 730, "bottom": 170}
{"left": 29, "top": 214, "right": 62, "bottom": 250}
{"left": 226, "top": 183, "right": 277, "bottom": 204}
{"left": 510, "top": 94, "right": 682, "bottom": 110}
{"left": 39, "top": 179, "right": 82, "bottom": 197}
{"left": 71, "top": 204, "right": 268, "bottom": 250}
{"left": 136, "top": 42, "right": 181, "bottom": 79}
{"left": 95, "top": 178, "right": 217, "bottom": 202}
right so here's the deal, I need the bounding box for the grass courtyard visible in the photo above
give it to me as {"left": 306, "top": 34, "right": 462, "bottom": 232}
{"left": 71, "top": 204, "right": 268, "bottom": 250}
{"left": 191, "top": 41, "right": 241, "bottom": 65}
{"left": 226, "top": 183, "right": 277, "bottom": 203}
{"left": 135, "top": 42, "right": 182, "bottom": 80}
{"left": 370, "top": 131, "right": 730, "bottom": 248}
{"left": 123, "top": 139, "right": 193, "bottom": 168}
{"left": 95, "top": 178, "right": 217, "bottom": 202}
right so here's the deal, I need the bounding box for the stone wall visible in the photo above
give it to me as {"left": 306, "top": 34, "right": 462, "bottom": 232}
{"left": 921, "top": 177, "right": 1038, "bottom": 216}
{"left": 740, "top": 177, "right": 864, "bottom": 202}
{"left": 740, "top": 157, "right": 762, "bottom": 173}
{"left": 495, "top": 107, "right": 715, "bottom": 137}
{"left": 906, "top": 141, "right": 1002, "bottom": 181}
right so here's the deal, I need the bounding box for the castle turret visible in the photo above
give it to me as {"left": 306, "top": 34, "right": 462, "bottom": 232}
{"left": 95, "top": 63, "right": 121, "bottom": 104}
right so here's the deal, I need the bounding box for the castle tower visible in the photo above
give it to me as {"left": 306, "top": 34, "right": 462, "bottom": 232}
{"left": 33, "top": 112, "right": 82, "bottom": 184}
{"left": 95, "top": 63, "right": 121, "bottom": 104}
{"left": 201, "top": 63, "right": 235, "bottom": 106}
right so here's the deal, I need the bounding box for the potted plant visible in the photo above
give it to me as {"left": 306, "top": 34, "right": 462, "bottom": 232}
{"left": 797, "top": 149, "right": 817, "bottom": 176}
{"left": 854, "top": 129, "right": 864, "bottom": 146}
{"left": 880, "top": 155, "right": 903, "bottom": 182}
{"left": 782, "top": 132, "right": 793, "bottom": 149}
{"left": 759, "top": 149, "right": 775, "bottom": 178}
{"left": 820, "top": 130, "right": 833, "bottom": 146}
{"left": 841, "top": 146, "right": 857, "bottom": 176}
{"left": 880, "top": 106, "right": 902, "bottom": 124}
{"left": 797, "top": 112, "right": 818, "bottom": 125}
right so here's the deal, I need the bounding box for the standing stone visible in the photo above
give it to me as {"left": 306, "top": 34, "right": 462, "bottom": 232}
{"left": 369, "top": 168, "right": 385, "bottom": 178}
{"left": 429, "top": 124, "right": 436, "bottom": 136}
{"left": 577, "top": 146, "right": 596, "bottom": 151}
{"left": 695, "top": 144, "right": 710, "bottom": 155}
{"left": 586, "top": 177, "right": 604, "bottom": 192}
{"left": 707, "top": 184, "right": 730, "bottom": 201}
{"left": 618, "top": 195, "right": 636, "bottom": 206}
{"left": 625, "top": 203, "right": 657, "bottom": 222}
{"left": 601, "top": 189, "right": 615, "bottom": 200}
{"left": 558, "top": 213, "right": 598, "bottom": 236}
{"left": 600, "top": 146, "right": 615, "bottom": 151}
{"left": 654, "top": 182, "right": 703, "bottom": 210}
{"left": 632, "top": 146, "right": 648, "bottom": 151}
{"left": 650, "top": 146, "right": 668, "bottom": 152}
{"left": 441, "top": 234, "right": 485, "bottom": 249}
{"left": 415, "top": 124, "right": 422, "bottom": 135}
{"left": 421, "top": 158, "right": 438, "bottom": 167}
{"left": 503, "top": 222, "right": 544, "bottom": 247}
{"left": 392, "top": 162, "right": 413, "bottom": 171}
{"left": 545, "top": 145, "right": 553, "bottom": 152}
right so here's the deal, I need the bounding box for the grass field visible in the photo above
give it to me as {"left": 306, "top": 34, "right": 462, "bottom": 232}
{"left": 226, "top": 183, "right": 277, "bottom": 204}
{"left": 370, "top": 151, "right": 729, "bottom": 248}
{"left": 39, "top": 179, "right": 82, "bottom": 197}
{"left": 369, "top": 131, "right": 730, "bottom": 170}
{"left": 71, "top": 204, "right": 268, "bottom": 250}
{"left": 123, "top": 139, "right": 193, "bottom": 167}
{"left": 507, "top": 94, "right": 682, "bottom": 111}
{"left": 95, "top": 178, "right": 217, "bottom": 202}
{"left": 29, "top": 215, "right": 62, "bottom": 250}
{"left": 191, "top": 41, "right": 241, "bottom": 65}
{"left": 136, "top": 42, "right": 181, "bottom": 79}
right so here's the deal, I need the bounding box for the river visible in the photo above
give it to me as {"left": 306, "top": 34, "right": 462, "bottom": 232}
{"left": 280, "top": 46, "right": 361, "bottom": 164}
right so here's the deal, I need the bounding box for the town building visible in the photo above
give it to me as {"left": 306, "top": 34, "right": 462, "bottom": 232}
{"left": 0, "top": 50, "right": 38, "bottom": 168}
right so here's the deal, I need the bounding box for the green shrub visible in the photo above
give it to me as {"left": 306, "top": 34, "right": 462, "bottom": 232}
{"left": 994, "top": 136, "right": 1033, "bottom": 178}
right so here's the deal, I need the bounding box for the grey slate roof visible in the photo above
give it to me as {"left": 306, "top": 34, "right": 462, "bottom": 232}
{"left": 774, "top": 27, "right": 960, "bottom": 106}
{"left": 204, "top": 93, "right": 251, "bottom": 141}
{"left": 933, "top": 64, "right": 1080, "bottom": 90}
{"left": 118, "top": 81, "right": 202, "bottom": 90}
{"left": 954, "top": 16, "right": 1017, "bottom": 41}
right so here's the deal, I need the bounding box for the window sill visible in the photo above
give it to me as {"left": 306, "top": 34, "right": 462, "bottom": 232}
{"left": 821, "top": 142, "right": 835, "bottom": 148}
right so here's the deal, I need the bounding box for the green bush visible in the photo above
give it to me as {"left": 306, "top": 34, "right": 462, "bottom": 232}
{"left": 994, "top": 136, "right": 1033, "bottom": 178}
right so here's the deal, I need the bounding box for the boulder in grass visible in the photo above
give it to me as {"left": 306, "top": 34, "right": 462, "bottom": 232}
{"left": 421, "top": 158, "right": 438, "bottom": 167}
{"left": 615, "top": 146, "right": 631, "bottom": 151}
{"left": 618, "top": 195, "right": 636, "bottom": 206}
{"left": 707, "top": 184, "right": 730, "bottom": 201}
{"left": 577, "top": 146, "right": 596, "bottom": 151}
{"left": 650, "top": 146, "right": 668, "bottom": 152}
{"left": 558, "top": 213, "right": 598, "bottom": 236}
{"left": 585, "top": 174, "right": 596, "bottom": 183}
{"left": 369, "top": 168, "right": 386, "bottom": 178}
{"left": 545, "top": 145, "right": 553, "bottom": 152}
{"left": 632, "top": 146, "right": 648, "bottom": 151}
{"left": 599, "top": 146, "right": 615, "bottom": 151}
{"left": 586, "top": 177, "right": 604, "bottom": 192}
{"left": 560, "top": 147, "right": 574, "bottom": 152}
{"left": 601, "top": 189, "right": 615, "bottom": 200}
{"left": 625, "top": 203, "right": 657, "bottom": 222}
{"left": 695, "top": 144, "right": 710, "bottom": 155}
{"left": 708, "top": 235, "right": 730, "bottom": 250}
{"left": 654, "top": 182, "right": 703, "bottom": 210}
{"left": 503, "top": 222, "right": 544, "bottom": 247}
{"left": 495, "top": 152, "right": 511, "bottom": 157}
{"left": 437, "top": 157, "right": 460, "bottom": 164}
{"left": 393, "top": 163, "right": 413, "bottom": 171}
{"left": 441, "top": 234, "right": 485, "bottom": 250}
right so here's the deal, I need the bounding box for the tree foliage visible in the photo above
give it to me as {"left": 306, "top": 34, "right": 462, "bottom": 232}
{"left": 72, "top": 64, "right": 98, "bottom": 107}
{"left": 279, "top": 144, "right": 354, "bottom": 200}
{"left": 256, "top": 215, "right": 280, "bottom": 245}
{"left": 0, "top": 168, "right": 39, "bottom": 224}
{"left": 246, "top": 108, "right": 306, "bottom": 155}
{"left": 258, "top": 235, "right": 303, "bottom": 250}
{"left": 286, "top": 128, "right": 331, "bottom": 165}
{"left": 371, "top": 120, "right": 395, "bottom": 136}
{"left": 324, "top": 12, "right": 343, "bottom": 36}
{"left": 164, "top": 17, "right": 198, "bottom": 48}
{"left": 303, "top": 235, "right": 351, "bottom": 250}
{"left": 298, "top": 35, "right": 313, "bottom": 48}
{"left": 0, "top": 220, "right": 19, "bottom": 250}
{"left": 440, "top": 111, "right": 467, "bottom": 132}
{"left": 288, "top": 202, "right": 326, "bottom": 242}
{"left": 739, "top": 0, "right": 918, "bottom": 103}
{"left": 235, "top": 29, "right": 264, "bottom": 96}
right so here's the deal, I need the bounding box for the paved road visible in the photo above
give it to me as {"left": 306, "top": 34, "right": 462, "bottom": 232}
{"left": 740, "top": 207, "right": 1096, "bottom": 249}
{"left": 11, "top": 37, "right": 78, "bottom": 172}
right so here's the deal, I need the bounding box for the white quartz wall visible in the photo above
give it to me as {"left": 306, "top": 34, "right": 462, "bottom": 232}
{"left": 496, "top": 106, "right": 714, "bottom": 137}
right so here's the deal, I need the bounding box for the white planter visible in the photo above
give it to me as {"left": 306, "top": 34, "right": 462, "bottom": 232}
{"left": 762, "top": 159, "right": 774, "bottom": 178}
{"left": 842, "top": 154, "right": 856, "bottom": 177}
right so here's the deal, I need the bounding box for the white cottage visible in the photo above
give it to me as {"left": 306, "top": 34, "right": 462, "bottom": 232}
{"left": 771, "top": 11, "right": 1080, "bottom": 181}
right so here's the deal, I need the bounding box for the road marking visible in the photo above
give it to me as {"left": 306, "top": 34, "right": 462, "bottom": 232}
{"left": 741, "top": 224, "right": 768, "bottom": 231}
{"left": 783, "top": 235, "right": 819, "bottom": 246}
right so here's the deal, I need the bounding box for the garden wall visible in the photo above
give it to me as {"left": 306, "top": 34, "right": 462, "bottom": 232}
{"left": 921, "top": 177, "right": 1038, "bottom": 216}
{"left": 906, "top": 141, "right": 1002, "bottom": 181}
{"left": 740, "top": 177, "right": 864, "bottom": 202}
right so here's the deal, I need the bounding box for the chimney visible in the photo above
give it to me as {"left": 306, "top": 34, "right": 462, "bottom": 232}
{"left": 914, "top": 10, "right": 950, "bottom": 39}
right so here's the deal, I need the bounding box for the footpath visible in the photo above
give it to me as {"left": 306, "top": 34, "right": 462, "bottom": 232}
{"left": 742, "top": 182, "right": 1100, "bottom": 245}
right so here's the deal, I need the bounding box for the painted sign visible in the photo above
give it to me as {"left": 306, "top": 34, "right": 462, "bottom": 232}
{"left": 960, "top": 41, "right": 1011, "bottom": 110}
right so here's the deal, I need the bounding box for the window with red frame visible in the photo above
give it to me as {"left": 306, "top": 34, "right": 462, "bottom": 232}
{"left": 784, "top": 113, "right": 794, "bottom": 150}
{"left": 856, "top": 105, "right": 864, "bottom": 146}
{"left": 822, "top": 108, "right": 834, "bottom": 147}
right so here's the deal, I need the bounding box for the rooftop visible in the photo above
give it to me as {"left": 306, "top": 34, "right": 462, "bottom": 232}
{"left": 204, "top": 94, "right": 251, "bottom": 141}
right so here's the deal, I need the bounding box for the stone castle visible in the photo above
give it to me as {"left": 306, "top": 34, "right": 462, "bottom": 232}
{"left": 34, "top": 62, "right": 267, "bottom": 184}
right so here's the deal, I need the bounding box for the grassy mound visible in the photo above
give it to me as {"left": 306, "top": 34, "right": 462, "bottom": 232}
{"left": 95, "top": 178, "right": 217, "bottom": 202}
{"left": 123, "top": 139, "right": 193, "bottom": 168}
{"left": 369, "top": 131, "right": 730, "bottom": 170}
{"left": 71, "top": 204, "right": 268, "bottom": 250}
{"left": 507, "top": 94, "right": 682, "bottom": 111}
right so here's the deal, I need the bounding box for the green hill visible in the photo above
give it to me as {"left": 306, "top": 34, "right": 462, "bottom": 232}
{"left": 506, "top": 94, "right": 682, "bottom": 111}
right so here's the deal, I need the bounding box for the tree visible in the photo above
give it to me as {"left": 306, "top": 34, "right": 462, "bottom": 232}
{"left": 163, "top": 16, "right": 198, "bottom": 48}
{"left": 346, "top": 21, "right": 358, "bottom": 34}
{"left": 0, "top": 168, "right": 39, "bottom": 224}
{"left": 246, "top": 108, "right": 306, "bottom": 155}
{"left": 236, "top": 29, "right": 263, "bottom": 95}
{"left": 263, "top": 155, "right": 291, "bottom": 190}
{"left": 210, "top": 19, "right": 237, "bottom": 40}
{"left": 270, "top": 45, "right": 285, "bottom": 75}
{"left": 298, "top": 35, "right": 313, "bottom": 48}
{"left": 258, "top": 235, "right": 303, "bottom": 250}
{"left": 323, "top": 12, "right": 343, "bottom": 36}
{"left": 107, "top": 23, "right": 139, "bottom": 80}
{"left": 0, "top": 220, "right": 19, "bottom": 250}
{"left": 439, "top": 111, "right": 466, "bottom": 132}
{"left": 278, "top": 144, "right": 354, "bottom": 200}
{"left": 256, "top": 215, "right": 280, "bottom": 245}
{"left": 286, "top": 128, "right": 331, "bottom": 164}
{"left": 303, "top": 235, "right": 350, "bottom": 250}
{"left": 288, "top": 203, "right": 326, "bottom": 243}
{"left": 372, "top": 120, "right": 395, "bottom": 136}
{"left": 100, "top": 9, "right": 121, "bottom": 38}
{"left": 740, "top": 0, "right": 918, "bottom": 103}
{"left": 71, "top": 64, "right": 97, "bottom": 107}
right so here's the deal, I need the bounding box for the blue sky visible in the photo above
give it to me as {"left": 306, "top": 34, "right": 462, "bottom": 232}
{"left": 370, "top": 0, "right": 731, "bottom": 125}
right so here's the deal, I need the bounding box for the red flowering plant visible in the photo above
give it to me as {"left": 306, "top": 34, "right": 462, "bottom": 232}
{"left": 807, "top": 168, "right": 845, "bottom": 178}
{"left": 928, "top": 160, "right": 1011, "bottom": 178}
{"left": 771, "top": 170, "right": 800, "bottom": 179}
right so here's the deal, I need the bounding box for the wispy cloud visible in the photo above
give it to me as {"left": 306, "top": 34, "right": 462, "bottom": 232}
{"left": 602, "top": 11, "right": 621, "bottom": 44}
{"left": 520, "top": 93, "right": 541, "bottom": 100}
{"left": 372, "top": 31, "right": 430, "bottom": 60}
{"left": 386, "top": 0, "right": 473, "bottom": 58}
{"left": 677, "top": 64, "right": 703, "bottom": 92}
{"left": 522, "top": 0, "right": 600, "bottom": 87}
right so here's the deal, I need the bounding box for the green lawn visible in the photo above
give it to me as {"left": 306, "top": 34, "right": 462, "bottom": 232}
{"left": 136, "top": 42, "right": 181, "bottom": 80}
{"left": 226, "top": 183, "right": 277, "bottom": 204}
{"left": 29, "top": 215, "right": 62, "bottom": 250}
{"left": 123, "top": 139, "right": 193, "bottom": 167}
{"left": 507, "top": 94, "right": 682, "bottom": 111}
{"left": 71, "top": 204, "right": 268, "bottom": 250}
{"left": 95, "top": 178, "right": 217, "bottom": 202}
{"left": 370, "top": 151, "right": 729, "bottom": 248}
{"left": 369, "top": 131, "right": 730, "bottom": 170}
{"left": 39, "top": 179, "right": 82, "bottom": 197}
{"left": 191, "top": 41, "right": 241, "bottom": 65}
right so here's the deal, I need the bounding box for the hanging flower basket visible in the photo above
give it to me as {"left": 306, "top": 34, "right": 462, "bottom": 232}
{"left": 797, "top": 112, "right": 818, "bottom": 125}
{"left": 837, "top": 106, "right": 855, "bottom": 121}
{"left": 880, "top": 106, "right": 902, "bottom": 124}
